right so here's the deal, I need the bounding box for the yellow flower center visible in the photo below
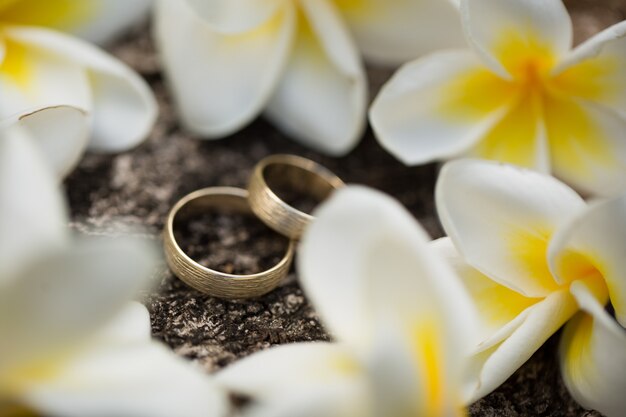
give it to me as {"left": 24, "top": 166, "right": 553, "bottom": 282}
{"left": 515, "top": 59, "right": 551, "bottom": 93}
{"left": 442, "top": 30, "right": 621, "bottom": 170}
{"left": 556, "top": 249, "right": 610, "bottom": 305}
{"left": 0, "top": 37, "right": 32, "bottom": 89}
{"left": 495, "top": 33, "right": 562, "bottom": 104}
{"left": 0, "top": 0, "right": 99, "bottom": 95}
{"left": 0, "top": 354, "right": 67, "bottom": 410}
{"left": 507, "top": 226, "right": 609, "bottom": 305}
{"left": 0, "top": 401, "right": 39, "bottom": 417}
{"left": 0, "top": 0, "right": 94, "bottom": 29}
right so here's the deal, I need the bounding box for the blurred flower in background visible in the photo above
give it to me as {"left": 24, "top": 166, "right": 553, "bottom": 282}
{"left": 217, "top": 186, "right": 477, "bottom": 417}
{"left": 154, "top": 0, "right": 463, "bottom": 156}
{"left": 435, "top": 159, "right": 626, "bottom": 416}
{"left": 0, "top": 0, "right": 157, "bottom": 177}
{"left": 0, "top": 126, "right": 226, "bottom": 417}
{"left": 371, "top": 0, "right": 626, "bottom": 196}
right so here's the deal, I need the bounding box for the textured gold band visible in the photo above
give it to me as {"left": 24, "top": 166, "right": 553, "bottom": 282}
{"left": 248, "top": 155, "right": 344, "bottom": 240}
{"left": 163, "top": 187, "right": 295, "bottom": 299}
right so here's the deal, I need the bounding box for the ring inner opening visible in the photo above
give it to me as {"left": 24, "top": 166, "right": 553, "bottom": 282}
{"left": 174, "top": 195, "right": 289, "bottom": 275}
{"left": 264, "top": 163, "right": 336, "bottom": 214}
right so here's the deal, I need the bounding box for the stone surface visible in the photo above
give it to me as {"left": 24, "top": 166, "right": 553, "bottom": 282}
{"left": 65, "top": 2, "right": 626, "bottom": 415}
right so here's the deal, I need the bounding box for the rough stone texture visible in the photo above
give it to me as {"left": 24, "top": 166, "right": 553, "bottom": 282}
{"left": 64, "top": 2, "right": 626, "bottom": 415}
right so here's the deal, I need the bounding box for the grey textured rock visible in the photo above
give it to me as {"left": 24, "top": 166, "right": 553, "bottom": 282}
{"left": 65, "top": 2, "right": 625, "bottom": 414}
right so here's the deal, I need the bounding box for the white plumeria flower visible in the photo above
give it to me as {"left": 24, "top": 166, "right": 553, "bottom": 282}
{"left": 371, "top": 0, "right": 626, "bottom": 196}
{"left": 0, "top": 0, "right": 157, "bottom": 177}
{"left": 0, "top": 127, "right": 226, "bottom": 417}
{"left": 435, "top": 159, "right": 626, "bottom": 416}
{"left": 154, "top": 0, "right": 463, "bottom": 156}
{"left": 216, "top": 186, "right": 478, "bottom": 417}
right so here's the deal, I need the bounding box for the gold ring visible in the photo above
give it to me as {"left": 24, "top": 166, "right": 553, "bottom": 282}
{"left": 163, "top": 187, "right": 295, "bottom": 299}
{"left": 248, "top": 155, "right": 344, "bottom": 240}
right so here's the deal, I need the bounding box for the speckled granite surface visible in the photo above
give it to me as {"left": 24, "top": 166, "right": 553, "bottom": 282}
{"left": 65, "top": 2, "right": 626, "bottom": 415}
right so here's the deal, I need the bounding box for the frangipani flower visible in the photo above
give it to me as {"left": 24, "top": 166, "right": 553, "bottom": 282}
{"left": 435, "top": 159, "right": 626, "bottom": 416}
{"left": 371, "top": 0, "right": 626, "bottom": 196}
{"left": 216, "top": 186, "right": 477, "bottom": 416}
{"left": 0, "top": 0, "right": 157, "bottom": 177}
{"left": 154, "top": 0, "right": 463, "bottom": 155}
{"left": 0, "top": 127, "right": 225, "bottom": 417}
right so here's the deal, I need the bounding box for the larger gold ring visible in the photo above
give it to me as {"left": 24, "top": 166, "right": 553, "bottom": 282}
{"left": 163, "top": 187, "right": 295, "bottom": 299}
{"left": 248, "top": 155, "right": 344, "bottom": 240}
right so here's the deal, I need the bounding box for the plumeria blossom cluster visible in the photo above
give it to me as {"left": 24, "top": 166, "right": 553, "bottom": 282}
{"left": 0, "top": 0, "right": 157, "bottom": 178}
{"left": 3, "top": 0, "right": 626, "bottom": 416}
{"left": 371, "top": 0, "right": 626, "bottom": 196}
{"left": 154, "top": 0, "right": 463, "bottom": 155}
{"left": 0, "top": 125, "right": 227, "bottom": 416}
{"left": 209, "top": 163, "right": 626, "bottom": 417}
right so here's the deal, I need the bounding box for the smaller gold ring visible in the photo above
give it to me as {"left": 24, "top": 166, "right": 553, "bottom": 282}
{"left": 163, "top": 187, "right": 295, "bottom": 299}
{"left": 248, "top": 155, "right": 344, "bottom": 240}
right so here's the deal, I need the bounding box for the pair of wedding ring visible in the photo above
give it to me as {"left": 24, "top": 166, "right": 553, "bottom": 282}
{"left": 163, "top": 155, "right": 344, "bottom": 299}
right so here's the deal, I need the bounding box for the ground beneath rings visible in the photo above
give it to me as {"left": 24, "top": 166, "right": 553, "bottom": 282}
{"left": 66, "top": 2, "right": 625, "bottom": 415}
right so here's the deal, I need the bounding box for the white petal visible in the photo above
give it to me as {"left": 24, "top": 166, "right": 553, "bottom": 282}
{"left": 24, "top": 310, "right": 226, "bottom": 417}
{"left": 556, "top": 21, "right": 626, "bottom": 71}
{"left": 436, "top": 159, "right": 586, "bottom": 297}
{"left": 238, "top": 385, "right": 365, "bottom": 417}
{"left": 183, "top": 0, "right": 283, "bottom": 34}
{"left": 73, "top": 0, "right": 153, "bottom": 45}
{"left": 553, "top": 21, "right": 626, "bottom": 117}
{"left": 465, "top": 289, "right": 578, "bottom": 402}
{"left": 460, "top": 0, "right": 572, "bottom": 78}
{"left": 299, "top": 186, "right": 478, "bottom": 351}
{"left": 548, "top": 194, "right": 626, "bottom": 326}
{"left": 88, "top": 302, "right": 153, "bottom": 345}
{"left": 366, "top": 318, "right": 466, "bottom": 416}
{"left": 0, "top": 0, "right": 152, "bottom": 45}
{"left": 370, "top": 50, "right": 512, "bottom": 165}
{"left": 543, "top": 98, "right": 626, "bottom": 197}
{"left": 0, "top": 124, "right": 68, "bottom": 281}
{"left": 265, "top": 0, "right": 366, "bottom": 156}
{"left": 338, "top": 0, "right": 465, "bottom": 65}
{"left": 560, "top": 281, "right": 626, "bottom": 417}
{"left": 365, "top": 323, "right": 423, "bottom": 417}
{"left": 5, "top": 26, "right": 157, "bottom": 152}
{"left": 217, "top": 343, "right": 359, "bottom": 397}
{"left": 2, "top": 106, "right": 90, "bottom": 178}
{"left": 155, "top": 0, "right": 294, "bottom": 138}
{"left": 432, "top": 238, "right": 541, "bottom": 352}
{"left": 216, "top": 343, "right": 365, "bottom": 417}
{"left": 0, "top": 236, "right": 157, "bottom": 375}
